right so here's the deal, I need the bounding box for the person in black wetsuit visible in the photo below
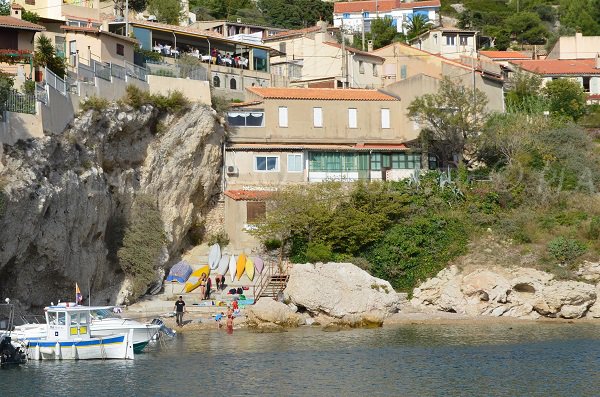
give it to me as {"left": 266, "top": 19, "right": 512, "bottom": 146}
{"left": 174, "top": 296, "right": 186, "bottom": 326}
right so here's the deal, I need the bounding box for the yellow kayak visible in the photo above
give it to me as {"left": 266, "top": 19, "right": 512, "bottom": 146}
{"left": 184, "top": 265, "right": 210, "bottom": 293}
{"left": 246, "top": 257, "right": 255, "bottom": 281}
{"left": 236, "top": 253, "right": 247, "bottom": 280}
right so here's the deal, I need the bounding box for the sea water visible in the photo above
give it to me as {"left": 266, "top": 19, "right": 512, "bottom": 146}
{"left": 2, "top": 322, "right": 600, "bottom": 396}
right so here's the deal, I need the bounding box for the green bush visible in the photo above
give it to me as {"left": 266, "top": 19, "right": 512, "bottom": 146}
{"left": 547, "top": 236, "right": 586, "bottom": 264}
{"left": 263, "top": 238, "right": 282, "bottom": 251}
{"left": 155, "top": 69, "right": 176, "bottom": 77}
{"left": 123, "top": 85, "right": 189, "bottom": 114}
{"left": 22, "top": 80, "right": 35, "bottom": 95}
{"left": 206, "top": 231, "right": 230, "bottom": 247}
{"left": 117, "top": 195, "right": 166, "bottom": 297}
{"left": 80, "top": 96, "right": 110, "bottom": 113}
{"left": 588, "top": 216, "right": 600, "bottom": 240}
{"left": 305, "top": 242, "right": 333, "bottom": 263}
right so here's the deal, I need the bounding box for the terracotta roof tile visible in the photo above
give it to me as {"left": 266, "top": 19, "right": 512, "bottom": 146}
{"left": 510, "top": 59, "right": 600, "bottom": 75}
{"left": 323, "top": 41, "right": 384, "bottom": 60}
{"left": 224, "top": 190, "right": 275, "bottom": 201}
{"left": 334, "top": 0, "right": 439, "bottom": 14}
{"left": 266, "top": 26, "right": 321, "bottom": 40}
{"left": 479, "top": 50, "right": 529, "bottom": 60}
{"left": 0, "top": 16, "right": 45, "bottom": 31}
{"left": 246, "top": 87, "right": 398, "bottom": 101}
{"left": 131, "top": 20, "right": 224, "bottom": 39}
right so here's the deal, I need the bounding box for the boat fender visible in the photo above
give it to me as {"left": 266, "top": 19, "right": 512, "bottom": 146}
{"left": 55, "top": 342, "right": 62, "bottom": 360}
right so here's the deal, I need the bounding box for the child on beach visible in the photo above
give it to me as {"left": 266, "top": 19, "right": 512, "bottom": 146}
{"left": 215, "top": 312, "right": 224, "bottom": 329}
{"left": 226, "top": 314, "right": 234, "bottom": 334}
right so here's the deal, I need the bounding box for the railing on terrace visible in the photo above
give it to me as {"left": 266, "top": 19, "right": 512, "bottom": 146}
{"left": 111, "top": 63, "right": 126, "bottom": 80}
{"left": 145, "top": 61, "right": 207, "bottom": 81}
{"left": 78, "top": 61, "right": 95, "bottom": 83}
{"left": 92, "top": 60, "right": 111, "bottom": 81}
{"left": 125, "top": 61, "right": 147, "bottom": 82}
{"left": 1, "top": 89, "right": 36, "bottom": 118}
{"left": 35, "top": 82, "right": 47, "bottom": 105}
{"left": 44, "top": 67, "right": 67, "bottom": 96}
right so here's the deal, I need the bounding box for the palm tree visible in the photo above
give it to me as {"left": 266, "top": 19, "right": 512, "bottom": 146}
{"left": 34, "top": 35, "right": 66, "bottom": 77}
{"left": 404, "top": 14, "right": 433, "bottom": 41}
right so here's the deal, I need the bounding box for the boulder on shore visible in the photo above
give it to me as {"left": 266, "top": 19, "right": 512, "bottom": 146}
{"left": 283, "top": 262, "right": 406, "bottom": 326}
{"left": 246, "top": 298, "right": 302, "bottom": 330}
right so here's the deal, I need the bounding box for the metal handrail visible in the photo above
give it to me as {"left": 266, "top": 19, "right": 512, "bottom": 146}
{"left": 44, "top": 67, "right": 67, "bottom": 96}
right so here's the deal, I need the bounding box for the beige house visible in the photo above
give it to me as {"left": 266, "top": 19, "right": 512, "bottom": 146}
{"left": 547, "top": 33, "right": 600, "bottom": 60}
{"left": 0, "top": 5, "right": 45, "bottom": 78}
{"left": 409, "top": 27, "right": 478, "bottom": 60}
{"left": 264, "top": 23, "right": 383, "bottom": 88}
{"left": 224, "top": 86, "right": 422, "bottom": 247}
{"left": 61, "top": 25, "right": 137, "bottom": 67}
{"left": 15, "top": 0, "right": 100, "bottom": 24}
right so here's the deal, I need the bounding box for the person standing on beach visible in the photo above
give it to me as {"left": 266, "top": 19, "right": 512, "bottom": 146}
{"left": 174, "top": 296, "right": 186, "bottom": 327}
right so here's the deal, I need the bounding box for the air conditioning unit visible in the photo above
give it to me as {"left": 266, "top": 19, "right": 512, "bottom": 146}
{"left": 226, "top": 165, "right": 238, "bottom": 175}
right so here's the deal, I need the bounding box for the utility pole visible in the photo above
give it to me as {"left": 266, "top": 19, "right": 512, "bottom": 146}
{"left": 361, "top": 9, "right": 366, "bottom": 51}
{"left": 471, "top": 49, "right": 476, "bottom": 108}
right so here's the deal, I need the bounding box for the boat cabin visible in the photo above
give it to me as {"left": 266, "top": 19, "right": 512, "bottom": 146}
{"left": 44, "top": 305, "right": 111, "bottom": 341}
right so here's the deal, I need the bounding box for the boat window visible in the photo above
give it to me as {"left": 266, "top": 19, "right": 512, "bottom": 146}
{"left": 57, "top": 312, "right": 66, "bottom": 325}
{"left": 70, "top": 312, "right": 79, "bottom": 325}
{"left": 48, "top": 312, "right": 57, "bottom": 325}
{"left": 92, "top": 309, "right": 119, "bottom": 320}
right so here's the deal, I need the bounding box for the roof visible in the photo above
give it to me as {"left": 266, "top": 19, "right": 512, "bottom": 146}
{"left": 479, "top": 50, "right": 529, "bottom": 60}
{"left": 61, "top": 25, "right": 139, "bottom": 44}
{"left": 264, "top": 25, "right": 321, "bottom": 41}
{"left": 226, "top": 143, "right": 413, "bottom": 151}
{"left": 0, "top": 16, "right": 45, "bottom": 31}
{"left": 246, "top": 87, "right": 398, "bottom": 101}
{"left": 510, "top": 59, "right": 600, "bottom": 75}
{"left": 323, "top": 42, "right": 385, "bottom": 60}
{"left": 224, "top": 190, "right": 275, "bottom": 201}
{"left": 334, "top": 0, "right": 440, "bottom": 14}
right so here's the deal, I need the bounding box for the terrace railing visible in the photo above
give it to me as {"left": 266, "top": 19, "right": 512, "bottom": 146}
{"left": 35, "top": 82, "right": 48, "bottom": 105}
{"left": 110, "top": 63, "right": 126, "bottom": 81}
{"left": 1, "top": 89, "right": 36, "bottom": 118}
{"left": 44, "top": 67, "right": 67, "bottom": 96}
{"left": 125, "top": 61, "right": 147, "bottom": 82}
{"left": 92, "top": 60, "right": 111, "bottom": 81}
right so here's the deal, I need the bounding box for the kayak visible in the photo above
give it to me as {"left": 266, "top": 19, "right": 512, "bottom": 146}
{"left": 246, "top": 257, "right": 255, "bottom": 281}
{"left": 229, "top": 255, "right": 237, "bottom": 282}
{"left": 184, "top": 265, "right": 210, "bottom": 293}
{"left": 208, "top": 244, "right": 221, "bottom": 270}
{"left": 236, "top": 253, "right": 247, "bottom": 280}
{"left": 217, "top": 255, "right": 229, "bottom": 275}
{"left": 253, "top": 257, "right": 264, "bottom": 274}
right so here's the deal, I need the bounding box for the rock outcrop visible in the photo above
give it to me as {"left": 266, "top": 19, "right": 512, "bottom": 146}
{"left": 412, "top": 265, "right": 598, "bottom": 319}
{"left": 246, "top": 299, "right": 303, "bottom": 331}
{"left": 284, "top": 262, "right": 407, "bottom": 326}
{"left": 0, "top": 103, "right": 224, "bottom": 309}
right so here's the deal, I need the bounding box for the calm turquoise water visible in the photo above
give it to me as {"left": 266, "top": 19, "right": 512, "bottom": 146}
{"left": 3, "top": 322, "right": 600, "bottom": 397}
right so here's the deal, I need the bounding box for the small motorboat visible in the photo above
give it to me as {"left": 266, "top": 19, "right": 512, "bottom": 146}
{"left": 26, "top": 305, "right": 134, "bottom": 360}
{"left": 0, "top": 300, "right": 27, "bottom": 368}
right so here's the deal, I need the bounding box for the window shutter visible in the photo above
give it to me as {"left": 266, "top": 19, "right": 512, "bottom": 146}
{"left": 278, "top": 106, "right": 288, "bottom": 127}
{"left": 348, "top": 108, "right": 357, "bottom": 128}
{"left": 313, "top": 107, "right": 323, "bottom": 127}
{"left": 381, "top": 108, "right": 390, "bottom": 129}
{"left": 246, "top": 201, "right": 266, "bottom": 223}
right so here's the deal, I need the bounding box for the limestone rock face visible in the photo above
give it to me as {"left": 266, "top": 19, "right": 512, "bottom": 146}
{"left": 0, "top": 103, "right": 224, "bottom": 309}
{"left": 284, "top": 262, "right": 406, "bottom": 324}
{"left": 246, "top": 298, "right": 302, "bottom": 329}
{"left": 411, "top": 265, "right": 598, "bottom": 319}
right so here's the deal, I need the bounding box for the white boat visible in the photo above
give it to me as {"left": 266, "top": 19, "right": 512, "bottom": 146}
{"left": 13, "top": 306, "right": 162, "bottom": 354}
{"left": 26, "top": 305, "right": 134, "bottom": 360}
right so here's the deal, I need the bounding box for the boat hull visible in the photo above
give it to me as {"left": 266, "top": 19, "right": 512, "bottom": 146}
{"left": 91, "top": 322, "right": 161, "bottom": 352}
{"left": 28, "top": 333, "right": 134, "bottom": 360}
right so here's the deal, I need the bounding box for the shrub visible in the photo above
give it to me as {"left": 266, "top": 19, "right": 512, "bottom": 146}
{"left": 588, "top": 216, "right": 600, "bottom": 240}
{"left": 22, "top": 79, "right": 35, "bottom": 95}
{"left": 263, "top": 238, "right": 282, "bottom": 251}
{"left": 305, "top": 242, "right": 333, "bottom": 263}
{"left": 117, "top": 195, "right": 165, "bottom": 297}
{"left": 547, "top": 236, "right": 586, "bottom": 264}
{"left": 206, "top": 231, "right": 229, "bottom": 247}
{"left": 80, "top": 96, "right": 110, "bottom": 113}
{"left": 123, "top": 85, "right": 189, "bottom": 114}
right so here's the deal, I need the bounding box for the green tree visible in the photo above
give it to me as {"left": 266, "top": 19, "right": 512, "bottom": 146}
{"left": 407, "top": 77, "right": 488, "bottom": 166}
{"left": 505, "top": 70, "right": 545, "bottom": 113}
{"left": 370, "top": 16, "right": 402, "bottom": 49}
{"left": 147, "top": 0, "right": 182, "bottom": 25}
{"left": 34, "top": 35, "right": 66, "bottom": 77}
{"left": 559, "top": 0, "right": 600, "bottom": 36}
{"left": 0, "top": 71, "right": 14, "bottom": 112}
{"left": 505, "top": 12, "right": 548, "bottom": 44}
{"left": 544, "top": 78, "right": 587, "bottom": 121}
{"left": 404, "top": 13, "right": 432, "bottom": 41}
{"left": 0, "top": 0, "right": 8, "bottom": 15}
{"left": 257, "top": 0, "right": 333, "bottom": 29}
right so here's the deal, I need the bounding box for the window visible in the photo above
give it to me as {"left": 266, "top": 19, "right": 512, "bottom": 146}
{"left": 313, "top": 107, "right": 323, "bottom": 127}
{"left": 254, "top": 155, "right": 279, "bottom": 172}
{"left": 287, "top": 154, "right": 303, "bottom": 172}
{"left": 309, "top": 152, "right": 358, "bottom": 171}
{"left": 348, "top": 108, "right": 357, "bottom": 128}
{"left": 446, "top": 35, "right": 455, "bottom": 46}
{"left": 253, "top": 48, "right": 268, "bottom": 72}
{"left": 230, "top": 78, "right": 237, "bottom": 90}
{"left": 213, "top": 75, "right": 220, "bottom": 87}
{"left": 279, "top": 42, "right": 286, "bottom": 53}
{"left": 459, "top": 36, "right": 468, "bottom": 46}
{"left": 583, "top": 77, "right": 591, "bottom": 92}
{"left": 246, "top": 201, "right": 266, "bottom": 223}
{"left": 278, "top": 106, "right": 288, "bottom": 127}
{"left": 381, "top": 108, "right": 390, "bottom": 129}
{"left": 372, "top": 64, "right": 378, "bottom": 77}
{"left": 116, "top": 43, "right": 124, "bottom": 56}
{"left": 391, "top": 153, "right": 421, "bottom": 169}
{"left": 363, "top": 12, "right": 369, "bottom": 18}
{"left": 343, "top": 13, "right": 350, "bottom": 19}
{"left": 25, "top": 0, "right": 35, "bottom": 5}
{"left": 400, "top": 65, "right": 407, "bottom": 79}
{"left": 370, "top": 153, "right": 382, "bottom": 170}
{"left": 359, "top": 60, "right": 364, "bottom": 74}
{"left": 227, "top": 111, "right": 265, "bottom": 127}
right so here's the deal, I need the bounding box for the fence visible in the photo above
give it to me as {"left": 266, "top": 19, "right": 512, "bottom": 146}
{"left": 0, "top": 89, "right": 36, "bottom": 119}
{"left": 125, "top": 61, "right": 147, "bottom": 82}
{"left": 145, "top": 62, "right": 207, "bottom": 81}
{"left": 35, "top": 82, "right": 47, "bottom": 105}
{"left": 44, "top": 67, "right": 67, "bottom": 96}
{"left": 78, "top": 61, "right": 95, "bottom": 83}
{"left": 92, "top": 60, "right": 111, "bottom": 81}
{"left": 111, "top": 63, "right": 126, "bottom": 80}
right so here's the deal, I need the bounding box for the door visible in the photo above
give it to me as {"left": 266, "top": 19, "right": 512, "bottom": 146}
{"left": 69, "top": 40, "right": 77, "bottom": 66}
{"left": 358, "top": 153, "right": 369, "bottom": 181}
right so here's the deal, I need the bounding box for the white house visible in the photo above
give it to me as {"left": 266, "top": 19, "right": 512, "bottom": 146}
{"left": 333, "top": 0, "right": 440, "bottom": 35}
{"left": 409, "top": 27, "right": 478, "bottom": 60}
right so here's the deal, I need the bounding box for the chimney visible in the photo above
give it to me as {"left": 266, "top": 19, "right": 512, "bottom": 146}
{"left": 11, "top": 3, "right": 24, "bottom": 20}
{"left": 367, "top": 40, "right": 373, "bottom": 52}
{"left": 316, "top": 20, "right": 328, "bottom": 32}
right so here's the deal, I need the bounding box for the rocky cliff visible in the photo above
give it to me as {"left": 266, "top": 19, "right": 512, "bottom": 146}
{"left": 0, "top": 102, "right": 224, "bottom": 310}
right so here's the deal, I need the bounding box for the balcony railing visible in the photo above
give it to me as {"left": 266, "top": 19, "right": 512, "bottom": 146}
{"left": 1, "top": 89, "right": 36, "bottom": 118}
{"left": 45, "top": 67, "right": 67, "bottom": 96}
{"left": 125, "top": 61, "right": 147, "bottom": 82}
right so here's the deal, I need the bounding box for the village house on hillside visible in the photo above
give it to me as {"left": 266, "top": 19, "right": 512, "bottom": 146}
{"left": 333, "top": 0, "right": 440, "bottom": 34}
{"left": 547, "top": 32, "right": 600, "bottom": 60}
{"left": 223, "top": 86, "right": 423, "bottom": 247}
{"left": 263, "top": 22, "right": 383, "bottom": 89}
{"left": 408, "top": 27, "right": 478, "bottom": 60}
